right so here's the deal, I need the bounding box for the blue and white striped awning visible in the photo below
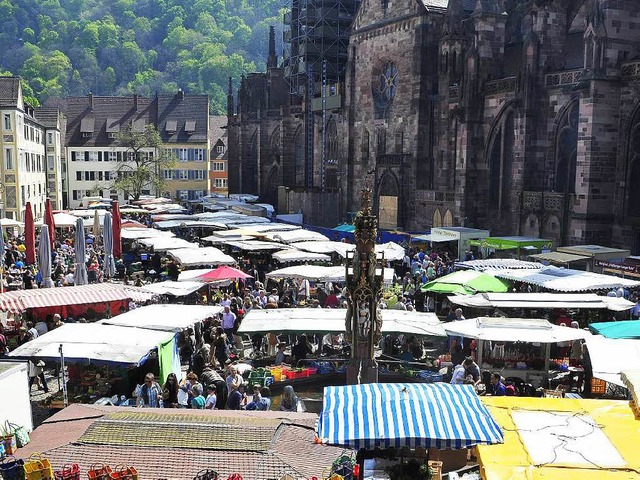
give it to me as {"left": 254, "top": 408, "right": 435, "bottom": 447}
{"left": 317, "top": 383, "right": 503, "bottom": 450}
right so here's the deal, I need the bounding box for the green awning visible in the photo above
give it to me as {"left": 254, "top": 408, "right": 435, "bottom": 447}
{"left": 469, "top": 236, "right": 553, "bottom": 251}
{"left": 589, "top": 320, "right": 640, "bottom": 339}
{"left": 421, "top": 270, "right": 509, "bottom": 295}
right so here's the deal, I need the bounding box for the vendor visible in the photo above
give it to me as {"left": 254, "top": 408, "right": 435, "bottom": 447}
{"left": 489, "top": 372, "right": 506, "bottom": 396}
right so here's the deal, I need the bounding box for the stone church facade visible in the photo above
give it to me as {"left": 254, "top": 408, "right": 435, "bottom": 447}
{"left": 227, "top": 0, "right": 640, "bottom": 253}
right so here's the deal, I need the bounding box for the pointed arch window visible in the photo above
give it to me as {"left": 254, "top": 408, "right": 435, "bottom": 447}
{"left": 325, "top": 119, "right": 340, "bottom": 189}
{"left": 555, "top": 102, "right": 579, "bottom": 194}
{"left": 488, "top": 110, "right": 515, "bottom": 212}
{"left": 362, "top": 130, "right": 370, "bottom": 162}
{"left": 627, "top": 116, "right": 640, "bottom": 217}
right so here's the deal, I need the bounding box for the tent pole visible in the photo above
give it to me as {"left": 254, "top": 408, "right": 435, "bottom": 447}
{"left": 544, "top": 343, "right": 551, "bottom": 387}
{"left": 477, "top": 339, "right": 484, "bottom": 367}
{"left": 59, "top": 344, "right": 68, "bottom": 408}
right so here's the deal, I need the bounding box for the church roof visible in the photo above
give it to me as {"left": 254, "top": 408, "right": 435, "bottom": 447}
{"left": 419, "top": 0, "right": 476, "bottom": 14}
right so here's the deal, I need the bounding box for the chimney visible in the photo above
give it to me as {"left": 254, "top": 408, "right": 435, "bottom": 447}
{"left": 177, "top": 88, "right": 185, "bottom": 100}
{"left": 267, "top": 26, "right": 277, "bottom": 69}
{"left": 88, "top": 92, "right": 93, "bottom": 110}
{"left": 133, "top": 94, "right": 139, "bottom": 110}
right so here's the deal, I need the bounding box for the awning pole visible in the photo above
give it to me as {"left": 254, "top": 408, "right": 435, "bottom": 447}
{"left": 59, "top": 344, "right": 68, "bottom": 407}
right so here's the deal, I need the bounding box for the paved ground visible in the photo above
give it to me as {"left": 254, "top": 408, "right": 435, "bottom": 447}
{"left": 30, "top": 368, "right": 63, "bottom": 428}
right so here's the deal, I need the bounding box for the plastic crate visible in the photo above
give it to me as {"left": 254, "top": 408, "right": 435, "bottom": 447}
{"left": 307, "top": 368, "right": 318, "bottom": 376}
{"left": 591, "top": 377, "right": 606, "bottom": 395}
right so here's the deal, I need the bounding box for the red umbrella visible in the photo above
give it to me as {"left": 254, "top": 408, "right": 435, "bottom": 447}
{"left": 44, "top": 198, "right": 55, "bottom": 249}
{"left": 112, "top": 201, "right": 122, "bottom": 258}
{"left": 197, "top": 266, "right": 253, "bottom": 282}
{"left": 24, "top": 202, "right": 36, "bottom": 265}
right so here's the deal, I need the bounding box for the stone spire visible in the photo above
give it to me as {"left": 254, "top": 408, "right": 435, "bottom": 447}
{"left": 267, "top": 26, "right": 278, "bottom": 69}
{"left": 226, "top": 77, "right": 234, "bottom": 118}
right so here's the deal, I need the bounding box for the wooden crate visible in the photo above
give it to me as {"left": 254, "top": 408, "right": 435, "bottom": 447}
{"left": 591, "top": 378, "right": 606, "bottom": 395}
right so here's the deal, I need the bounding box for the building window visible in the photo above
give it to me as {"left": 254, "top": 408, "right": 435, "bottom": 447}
{"left": 163, "top": 170, "right": 172, "bottom": 180}
{"left": 214, "top": 178, "right": 227, "bottom": 188}
{"left": 76, "top": 171, "right": 82, "bottom": 181}
{"left": 4, "top": 148, "right": 13, "bottom": 170}
{"left": 47, "top": 155, "right": 54, "bottom": 170}
{"left": 3, "top": 114, "right": 10, "bottom": 131}
{"left": 555, "top": 101, "right": 579, "bottom": 194}
{"left": 212, "top": 162, "right": 225, "bottom": 171}
{"left": 376, "top": 128, "right": 386, "bottom": 156}
{"left": 216, "top": 145, "right": 225, "bottom": 154}
{"left": 362, "top": 130, "right": 370, "bottom": 162}
{"left": 47, "top": 132, "right": 53, "bottom": 144}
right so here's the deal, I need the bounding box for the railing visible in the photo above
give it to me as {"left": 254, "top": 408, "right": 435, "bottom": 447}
{"left": 621, "top": 61, "right": 640, "bottom": 77}
{"left": 377, "top": 154, "right": 409, "bottom": 167}
{"left": 522, "top": 191, "right": 567, "bottom": 212}
{"left": 545, "top": 69, "right": 583, "bottom": 87}
{"left": 485, "top": 76, "right": 517, "bottom": 95}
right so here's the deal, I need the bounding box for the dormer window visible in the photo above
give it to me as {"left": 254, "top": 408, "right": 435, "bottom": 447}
{"left": 166, "top": 120, "right": 177, "bottom": 134}
{"left": 80, "top": 117, "right": 95, "bottom": 139}
{"left": 185, "top": 120, "right": 196, "bottom": 134}
{"left": 106, "top": 118, "right": 119, "bottom": 140}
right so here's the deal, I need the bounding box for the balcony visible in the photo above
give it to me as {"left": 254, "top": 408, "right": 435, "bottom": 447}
{"left": 545, "top": 69, "right": 583, "bottom": 88}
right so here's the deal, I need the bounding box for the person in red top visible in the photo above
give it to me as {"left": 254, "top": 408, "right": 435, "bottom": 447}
{"left": 324, "top": 288, "right": 340, "bottom": 308}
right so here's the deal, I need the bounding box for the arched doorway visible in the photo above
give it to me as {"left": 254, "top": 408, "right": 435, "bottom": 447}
{"left": 262, "top": 167, "right": 279, "bottom": 208}
{"left": 443, "top": 210, "right": 453, "bottom": 227}
{"left": 378, "top": 173, "right": 399, "bottom": 230}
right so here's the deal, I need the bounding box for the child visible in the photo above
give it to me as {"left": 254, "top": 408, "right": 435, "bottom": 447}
{"left": 191, "top": 384, "right": 205, "bottom": 409}
{"left": 205, "top": 384, "right": 217, "bottom": 410}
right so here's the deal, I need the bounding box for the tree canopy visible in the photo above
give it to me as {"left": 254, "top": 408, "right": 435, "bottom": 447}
{"left": 0, "top": 0, "right": 284, "bottom": 113}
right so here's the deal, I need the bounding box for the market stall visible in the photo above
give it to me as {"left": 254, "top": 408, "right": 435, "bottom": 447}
{"left": 166, "top": 247, "right": 235, "bottom": 267}
{"left": 469, "top": 236, "right": 553, "bottom": 260}
{"left": 449, "top": 292, "right": 635, "bottom": 312}
{"left": 317, "top": 383, "right": 503, "bottom": 477}
{"left": 99, "top": 304, "right": 222, "bottom": 333}
{"left": 267, "top": 265, "right": 396, "bottom": 284}
{"left": 413, "top": 227, "right": 490, "bottom": 260}
{"left": 589, "top": 320, "right": 640, "bottom": 339}
{"left": 263, "top": 229, "right": 330, "bottom": 243}
{"left": 237, "top": 308, "right": 446, "bottom": 337}
{"left": 493, "top": 266, "right": 640, "bottom": 292}
{"left": 444, "top": 317, "right": 592, "bottom": 387}
{"left": 556, "top": 245, "right": 630, "bottom": 273}
{"left": 477, "top": 396, "right": 639, "bottom": 480}
{"left": 0, "top": 283, "right": 155, "bottom": 319}
{"left": 0, "top": 361, "right": 33, "bottom": 433}
{"left": 422, "top": 270, "right": 509, "bottom": 295}
{"left": 7, "top": 323, "right": 179, "bottom": 406}
{"left": 121, "top": 228, "right": 175, "bottom": 240}
{"left": 272, "top": 249, "right": 332, "bottom": 263}
{"left": 140, "top": 280, "right": 207, "bottom": 297}
{"left": 137, "top": 236, "right": 200, "bottom": 251}
{"left": 584, "top": 335, "right": 640, "bottom": 387}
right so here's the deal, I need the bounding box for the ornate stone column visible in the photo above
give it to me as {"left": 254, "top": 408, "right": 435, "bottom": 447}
{"left": 345, "top": 187, "right": 384, "bottom": 384}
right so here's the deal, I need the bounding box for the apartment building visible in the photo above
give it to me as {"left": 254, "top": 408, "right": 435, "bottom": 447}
{"left": 58, "top": 91, "right": 209, "bottom": 208}
{"left": 35, "top": 107, "right": 65, "bottom": 210}
{"left": 0, "top": 77, "right": 48, "bottom": 221}
{"left": 209, "top": 115, "right": 228, "bottom": 195}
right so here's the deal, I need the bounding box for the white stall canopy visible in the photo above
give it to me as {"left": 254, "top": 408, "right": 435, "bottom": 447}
{"left": 238, "top": 308, "right": 445, "bottom": 337}
{"left": 138, "top": 237, "right": 200, "bottom": 251}
{"left": 166, "top": 247, "right": 235, "bottom": 267}
{"left": 224, "top": 240, "right": 292, "bottom": 252}
{"left": 444, "top": 317, "right": 592, "bottom": 344}
{"left": 7, "top": 324, "right": 174, "bottom": 365}
{"left": 267, "top": 265, "right": 395, "bottom": 283}
{"left": 99, "top": 304, "right": 222, "bottom": 332}
{"left": 449, "top": 292, "right": 635, "bottom": 312}
{"left": 264, "top": 229, "right": 330, "bottom": 244}
{"left": 272, "top": 250, "right": 332, "bottom": 263}
{"left": 121, "top": 228, "right": 175, "bottom": 240}
{"left": 494, "top": 266, "right": 640, "bottom": 292}
{"left": 585, "top": 335, "right": 640, "bottom": 387}
{"left": 140, "top": 281, "right": 206, "bottom": 297}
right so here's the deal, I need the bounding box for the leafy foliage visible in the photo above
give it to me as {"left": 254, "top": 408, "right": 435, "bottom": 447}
{"left": 113, "top": 124, "right": 177, "bottom": 201}
{"left": 0, "top": 0, "right": 284, "bottom": 113}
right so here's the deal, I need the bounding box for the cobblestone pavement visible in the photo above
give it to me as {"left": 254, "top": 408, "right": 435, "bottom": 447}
{"left": 30, "top": 368, "right": 63, "bottom": 428}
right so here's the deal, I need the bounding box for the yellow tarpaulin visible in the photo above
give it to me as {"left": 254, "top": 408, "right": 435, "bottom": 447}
{"left": 477, "top": 397, "right": 640, "bottom": 480}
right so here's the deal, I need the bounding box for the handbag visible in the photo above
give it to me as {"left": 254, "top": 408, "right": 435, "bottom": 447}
{"left": 23, "top": 454, "right": 53, "bottom": 480}
{"left": 192, "top": 470, "right": 218, "bottom": 480}
{"left": 86, "top": 464, "right": 112, "bottom": 480}
{"left": 53, "top": 464, "right": 80, "bottom": 480}
{"left": 1, "top": 433, "right": 16, "bottom": 456}
{"left": 5, "top": 423, "right": 29, "bottom": 449}
{"left": 0, "top": 456, "right": 26, "bottom": 480}
{"left": 112, "top": 466, "right": 137, "bottom": 480}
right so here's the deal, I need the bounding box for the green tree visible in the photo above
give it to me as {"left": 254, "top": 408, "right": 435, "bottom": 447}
{"left": 113, "top": 124, "right": 176, "bottom": 201}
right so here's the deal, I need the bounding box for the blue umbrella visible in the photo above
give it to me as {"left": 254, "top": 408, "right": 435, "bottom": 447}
{"left": 103, "top": 212, "right": 115, "bottom": 278}
{"left": 74, "top": 217, "right": 88, "bottom": 286}
{"left": 38, "top": 225, "right": 54, "bottom": 288}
